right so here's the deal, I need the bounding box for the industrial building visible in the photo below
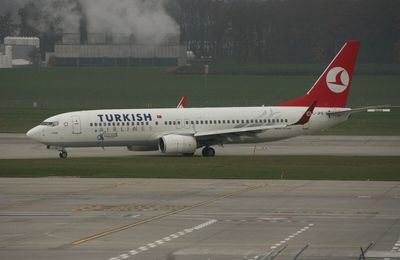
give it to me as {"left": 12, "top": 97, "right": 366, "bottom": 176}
{"left": 0, "top": 37, "right": 40, "bottom": 68}
{"left": 51, "top": 33, "right": 187, "bottom": 67}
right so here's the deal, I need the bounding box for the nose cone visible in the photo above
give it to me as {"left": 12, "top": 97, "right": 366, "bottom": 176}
{"left": 26, "top": 126, "right": 41, "bottom": 141}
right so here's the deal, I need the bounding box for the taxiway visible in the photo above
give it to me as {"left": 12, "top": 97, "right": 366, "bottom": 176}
{"left": 0, "top": 178, "right": 399, "bottom": 260}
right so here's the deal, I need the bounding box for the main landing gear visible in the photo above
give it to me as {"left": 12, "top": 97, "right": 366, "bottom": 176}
{"left": 59, "top": 150, "right": 68, "bottom": 159}
{"left": 202, "top": 146, "right": 215, "bottom": 157}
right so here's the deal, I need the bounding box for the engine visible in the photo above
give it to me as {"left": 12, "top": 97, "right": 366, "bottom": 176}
{"left": 159, "top": 134, "right": 197, "bottom": 154}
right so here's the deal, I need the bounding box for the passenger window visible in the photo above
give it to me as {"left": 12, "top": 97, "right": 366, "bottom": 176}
{"left": 185, "top": 121, "right": 189, "bottom": 124}
{"left": 218, "top": 120, "right": 221, "bottom": 124}
{"left": 155, "top": 121, "right": 159, "bottom": 125}
{"left": 196, "top": 120, "right": 199, "bottom": 124}
{"left": 227, "top": 120, "right": 230, "bottom": 124}
{"left": 205, "top": 120, "right": 208, "bottom": 124}
{"left": 246, "top": 120, "right": 249, "bottom": 123}
{"left": 191, "top": 121, "right": 194, "bottom": 124}
{"left": 222, "top": 120, "right": 226, "bottom": 124}
{"left": 214, "top": 120, "right": 217, "bottom": 124}
{"left": 272, "top": 119, "right": 275, "bottom": 123}
{"left": 177, "top": 121, "right": 180, "bottom": 125}
{"left": 285, "top": 119, "right": 288, "bottom": 122}
{"left": 117, "top": 122, "right": 120, "bottom": 126}
{"left": 173, "top": 121, "right": 176, "bottom": 125}
{"left": 200, "top": 120, "right": 203, "bottom": 124}
{"left": 90, "top": 123, "right": 93, "bottom": 127}
{"left": 122, "top": 122, "right": 125, "bottom": 126}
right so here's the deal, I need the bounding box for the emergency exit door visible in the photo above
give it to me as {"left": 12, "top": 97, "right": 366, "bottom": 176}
{"left": 71, "top": 115, "right": 82, "bottom": 134}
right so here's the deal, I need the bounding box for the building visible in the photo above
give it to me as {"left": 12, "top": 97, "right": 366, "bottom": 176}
{"left": 0, "top": 46, "right": 12, "bottom": 68}
{"left": 0, "top": 37, "right": 40, "bottom": 67}
{"left": 52, "top": 33, "right": 187, "bottom": 67}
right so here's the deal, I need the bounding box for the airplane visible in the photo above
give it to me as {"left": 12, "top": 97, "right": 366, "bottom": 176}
{"left": 26, "top": 40, "right": 385, "bottom": 158}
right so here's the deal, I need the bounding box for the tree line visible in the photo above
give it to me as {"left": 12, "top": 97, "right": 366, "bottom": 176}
{"left": 1, "top": 0, "right": 399, "bottom": 63}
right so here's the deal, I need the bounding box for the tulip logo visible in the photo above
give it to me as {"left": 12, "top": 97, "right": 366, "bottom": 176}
{"left": 326, "top": 67, "right": 349, "bottom": 93}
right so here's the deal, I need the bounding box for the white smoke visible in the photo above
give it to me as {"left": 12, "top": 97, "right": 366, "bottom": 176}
{"left": 16, "top": 0, "right": 179, "bottom": 44}
{"left": 81, "top": 0, "right": 179, "bottom": 44}
{"left": 16, "top": 0, "right": 82, "bottom": 33}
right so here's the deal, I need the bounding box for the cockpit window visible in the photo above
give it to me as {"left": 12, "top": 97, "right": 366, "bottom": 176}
{"left": 40, "top": 121, "right": 59, "bottom": 127}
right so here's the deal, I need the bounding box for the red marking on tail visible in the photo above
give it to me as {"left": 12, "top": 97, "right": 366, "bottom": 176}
{"left": 278, "top": 41, "right": 360, "bottom": 108}
{"left": 177, "top": 96, "right": 187, "bottom": 108}
{"left": 292, "top": 101, "right": 317, "bottom": 125}
{"left": 330, "top": 70, "right": 345, "bottom": 85}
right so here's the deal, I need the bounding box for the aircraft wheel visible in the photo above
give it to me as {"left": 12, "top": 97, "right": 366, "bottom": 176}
{"left": 59, "top": 151, "right": 68, "bottom": 159}
{"left": 202, "top": 147, "right": 215, "bottom": 157}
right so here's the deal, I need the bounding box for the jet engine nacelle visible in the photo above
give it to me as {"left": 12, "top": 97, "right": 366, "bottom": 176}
{"left": 159, "top": 134, "right": 197, "bottom": 154}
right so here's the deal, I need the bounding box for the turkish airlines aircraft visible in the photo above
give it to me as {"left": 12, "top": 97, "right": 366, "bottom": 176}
{"left": 26, "top": 41, "right": 382, "bottom": 158}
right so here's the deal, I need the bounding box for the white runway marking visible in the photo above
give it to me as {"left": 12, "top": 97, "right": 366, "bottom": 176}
{"left": 358, "top": 195, "right": 371, "bottom": 199}
{"left": 385, "top": 237, "right": 400, "bottom": 260}
{"left": 108, "top": 219, "right": 217, "bottom": 260}
{"left": 274, "top": 224, "right": 313, "bottom": 250}
{"left": 248, "top": 223, "right": 314, "bottom": 260}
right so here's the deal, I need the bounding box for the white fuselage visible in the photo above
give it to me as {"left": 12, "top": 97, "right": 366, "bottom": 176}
{"left": 27, "top": 106, "right": 349, "bottom": 151}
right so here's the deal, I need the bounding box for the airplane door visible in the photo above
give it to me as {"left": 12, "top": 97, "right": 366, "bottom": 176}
{"left": 184, "top": 118, "right": 191, "bottom": 129}
{"left": 71, "top": 115, "right": 82, "bottom": 134}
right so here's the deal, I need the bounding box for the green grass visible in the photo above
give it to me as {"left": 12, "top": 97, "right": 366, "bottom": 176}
{"left": 0, "top": 156, "right": 399, "bottom": 180}
{"left": 0, "top": 67, "right": 399, "bottom": 134}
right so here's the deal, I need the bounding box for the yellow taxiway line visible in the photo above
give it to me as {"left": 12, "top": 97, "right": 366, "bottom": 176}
{"left": 71, "top": 183, "right": 267, "bottom": 245}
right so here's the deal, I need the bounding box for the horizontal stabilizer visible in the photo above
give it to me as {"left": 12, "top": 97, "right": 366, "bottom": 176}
{"left": 327, "top": 105, "right": 391, "bottom": 116}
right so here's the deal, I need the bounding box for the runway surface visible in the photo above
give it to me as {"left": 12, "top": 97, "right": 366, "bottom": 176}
{"left": 0, "top": 178, "right": 399, "bottom": 260}
{"left": 1, "top": 133, "right": 400, "bottom": 159}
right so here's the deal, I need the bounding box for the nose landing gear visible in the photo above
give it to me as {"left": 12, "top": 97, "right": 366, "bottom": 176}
{"left": 202, "top": 146, "right": 215, "bottom": 157}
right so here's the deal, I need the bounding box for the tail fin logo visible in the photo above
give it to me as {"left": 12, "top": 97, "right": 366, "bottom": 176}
{"left": 326, "top": 67, "right": 349, "bottom": 93}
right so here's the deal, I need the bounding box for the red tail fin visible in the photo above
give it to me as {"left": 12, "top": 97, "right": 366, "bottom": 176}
{"left": 278, "top": 41, "right": 360, "bottom": 108}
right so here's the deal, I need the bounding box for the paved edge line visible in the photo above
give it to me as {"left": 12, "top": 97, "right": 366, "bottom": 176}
{"left": 71, "top": 183, "right": 266, "bottom": 245}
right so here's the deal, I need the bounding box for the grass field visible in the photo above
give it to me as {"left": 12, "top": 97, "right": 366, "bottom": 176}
{"left": 0, "top": 67, "right": 399, "bottom": 134}
{"left": 0, "top": 156, "right": 399, "bottom": 180}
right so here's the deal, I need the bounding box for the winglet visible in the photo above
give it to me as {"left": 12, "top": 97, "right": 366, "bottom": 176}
{"left": 177, "top": 96, "right": 187, "bottom": 108}
{"left": 291, "top": 101, "right": 317, "bottom": 125}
